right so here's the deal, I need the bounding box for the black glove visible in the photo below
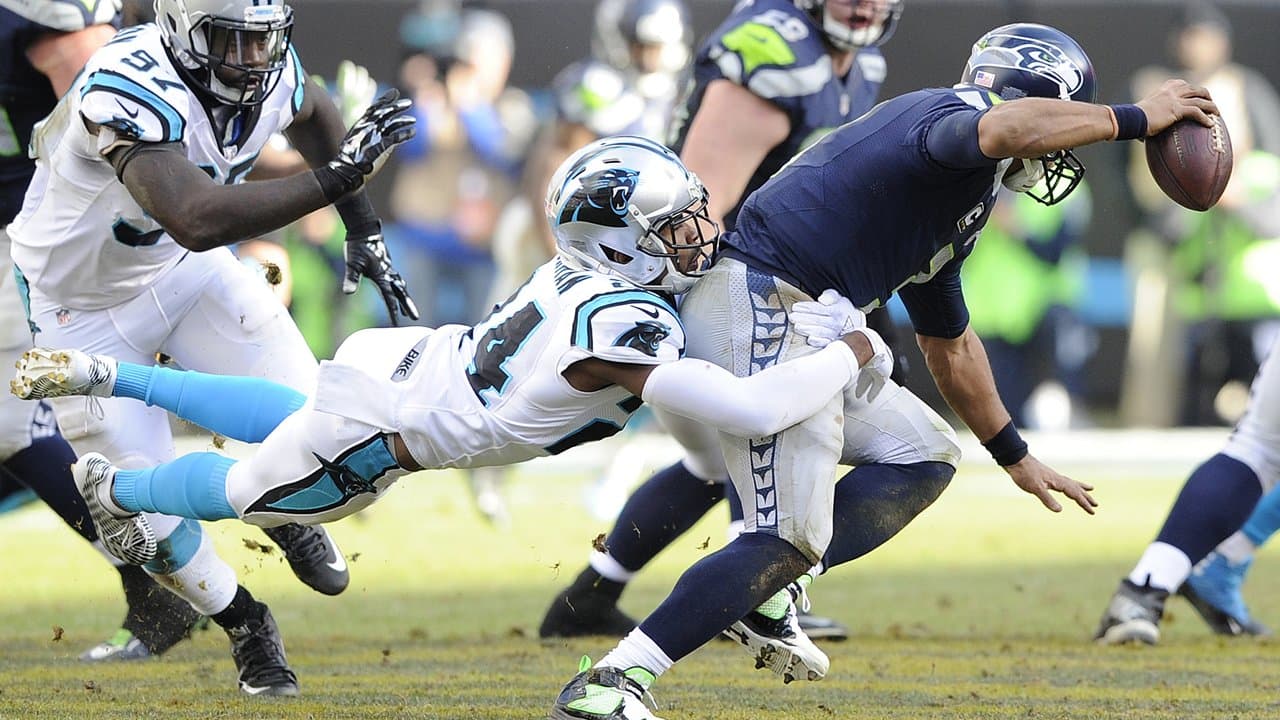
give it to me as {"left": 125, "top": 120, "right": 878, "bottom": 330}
{"left": 321, "top": 89, "right": 416, "bottom": 198}
{"left": 343, "top": 233, "right": 419, "bottom": 326}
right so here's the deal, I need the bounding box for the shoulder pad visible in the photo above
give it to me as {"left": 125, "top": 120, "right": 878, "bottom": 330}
{"left": 1, "top": 0, "right": 120, "bottom": 32}
{"left": 569, "top": 288, "right": 684, "bottom": 365}
{"left": 79, "top": 31, "right": 187, "bottom": 143}
{"left": 709, "top": 10, "right": 831, "bottom": 100}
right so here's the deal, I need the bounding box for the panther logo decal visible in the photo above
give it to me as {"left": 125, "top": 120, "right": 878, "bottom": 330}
{"left": 558, "top": 167, "right": 639, "bottom": 228}
{"left": 615, "top": 319, "right": 670, "bottom": 357}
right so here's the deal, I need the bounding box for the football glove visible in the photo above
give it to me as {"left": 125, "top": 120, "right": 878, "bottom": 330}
{"left": 791, "top": 289, "right": 866, "bottom": 349}
{"left": 1002, "top": 158, "right": 1046, "bottom": 193}
{"left": 343, "top": 233, "right": 420, "bottom": 326}
{"left": 849, "top": 326, "right": 893, "bottom": 403}
{"left": 326, "top": 89, "right": 416, "bottom": 195}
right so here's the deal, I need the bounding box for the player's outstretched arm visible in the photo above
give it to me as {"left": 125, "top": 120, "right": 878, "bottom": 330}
{"left": 569, "top": 333, "right": 876, "bottom": 439}
{"left": 977, "top": 79, "right": 1218, "bottom": 160}
{"left": 917, "top": 326, "right": 1097, "bottom": 514}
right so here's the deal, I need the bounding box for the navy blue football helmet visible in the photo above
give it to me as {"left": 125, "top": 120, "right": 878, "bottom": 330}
{"left": 961, "top": 23, "right": 1097, "bottom": 205}
{"left": 794, "top": 1, "right": 904, "bottom": 52}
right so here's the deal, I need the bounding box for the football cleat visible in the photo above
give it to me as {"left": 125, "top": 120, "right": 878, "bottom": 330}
{"left": 261, "top": 523, "right": 349, "bottom": 596}
{"left": 79, "top": 629, "right": 153, "bottom": 662}
{"left": 540, "top": 579, "right": 637, "bottom": 639}
{"left": 797, "top": 609, "right": 850, "bottom": 642}
{"left": 1094, "top": 578, "right": 1168, "bottom": 645}
{"left": 11, "top": 347, "right": 116, "bottom": 400}
{"left": 723, "top": 582, "right": 829, "bottom": 683}
{"left": 1180, "top": 552, "right": 1271, "bottom": 637}
{"left": 227, "top": 604, "right": 299, "bottom": 697}
{"left": 74, "top": 453, "right": 156, "bottom": 565}
{"left": 549, "top": 656, "right": 662, "bottom": 720}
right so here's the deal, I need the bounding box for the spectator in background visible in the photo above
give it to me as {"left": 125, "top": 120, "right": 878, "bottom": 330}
{"left": 1125, "top": 0, "right": 1280, "bottom": 426}
{"left": 961, "top": 182, "right": 1096, "bottom": 430}
{"left": 386, "top": 1, "right": 522, "bottom": 328}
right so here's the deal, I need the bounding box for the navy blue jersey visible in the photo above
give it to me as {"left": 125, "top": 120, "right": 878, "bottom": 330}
{"left": 667, "top": 0, "right": 884, "bottom": 230}
{"left": 725, "top": 87, "right": 1011, "bottom": 339}
{"left": 0, "top": 0, "right": 118, "bottom": 225}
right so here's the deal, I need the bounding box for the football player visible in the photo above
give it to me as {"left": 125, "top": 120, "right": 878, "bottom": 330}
{"left": 0, "top": 0, "right": 210, "bottom": 662}
{"left": 592, "top": 0, "right": 692, "bottom": 142}
{"left": 7, "top": 0, "right": 417, "bottom": 696}
{"left": 546, "top": 24, "right": 1212, "bottom": 720}
{"left": 541, "top": 0, "right": 903, "bottom": 642}
{"left": 1095, "top": 330, "right": 1280, "bottom": 643}
{"left": 11, "top": 137, "right": 888, "bottom": 598}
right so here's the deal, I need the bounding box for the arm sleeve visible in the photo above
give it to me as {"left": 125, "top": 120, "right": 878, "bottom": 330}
{"left": 898, "top": 262, "right": 970, "bottom": 339}
{"left": 641, "top": 341, "right": 859, "bottom": 438}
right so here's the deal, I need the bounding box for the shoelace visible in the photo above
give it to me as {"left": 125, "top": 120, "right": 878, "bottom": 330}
{"left": 233, "top": 623, "right": 291, "bottom": 681}
{"left": 268, "top": 525, "right": 330, "bottom": 566}
{"left": 788, "top": 580, "right": 813, "bottom": 614}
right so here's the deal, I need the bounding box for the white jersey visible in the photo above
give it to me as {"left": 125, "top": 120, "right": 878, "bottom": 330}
{"left": 315, "top": 258, "right": 685, "bottom": 469}
{"left": 7, "top": 23, "right": 307, "bottom": 310}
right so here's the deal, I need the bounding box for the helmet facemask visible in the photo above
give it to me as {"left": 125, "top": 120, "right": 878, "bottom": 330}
{"left": 630, "top": 195, "right": 719, "bottom": 293}
{"left": 169, "top": 3, "right": 294, "bottom": 108}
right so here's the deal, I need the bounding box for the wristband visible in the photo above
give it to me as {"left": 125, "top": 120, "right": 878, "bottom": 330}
{"left": 314, "top": 164, "right": 362, "bottom": 204}
{"left": 1108, "top": 104, "right": 1148, "bottom": 141}
{"left": 335, "top": 190, "right": 381, "bottom": 238}
{"left": 982, "top": 420, "right": 1029, "bottom": 467}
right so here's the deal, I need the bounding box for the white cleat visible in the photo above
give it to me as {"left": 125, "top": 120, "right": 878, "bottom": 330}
{"left": 723, "top": 597, "right": 830, "bottom": 683}
{"left": 11, "top": 347, "right": 117, "bottom": 400}
{"left": 74, "top": 453, "right": 155, "bottom": 566}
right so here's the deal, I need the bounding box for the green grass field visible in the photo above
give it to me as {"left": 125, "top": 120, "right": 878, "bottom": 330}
{"left": 2, "top": 432, "right": 1278, "bottom": 719}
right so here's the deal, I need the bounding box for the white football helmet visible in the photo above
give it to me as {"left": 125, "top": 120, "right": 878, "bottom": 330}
{"left": 546, "top": 136, "right": 718, "bottom": 294}
{"left": 154, "top": 0, "right": 294, "bottom": 107}
{"left": 793, "top": 0, "right": 904, "bottom": 52}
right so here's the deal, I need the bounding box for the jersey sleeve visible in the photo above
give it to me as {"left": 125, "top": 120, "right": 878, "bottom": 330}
{"left": 705, "top": 10, "right": 830, "bottom": 112}
{"left": 79, "top": 68, "right": 186, "bottom": 144}
{"left": 565, "top": 289, "right": 685, "bottom": 365}
{"left": 897, "top": 260, "right": 970, "bottom": 339}
{"left": 5, "top": 0, "right": 120, "bottom": 32}
{"left": 921, "top": 89, "right": 1001, "bottom": 170}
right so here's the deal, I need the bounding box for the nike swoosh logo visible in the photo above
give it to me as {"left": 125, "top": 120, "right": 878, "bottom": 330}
{"left": 115, "top": 99, "right": 139, "bottom": 119}
{"left": 326, "top": 552, "right": 348, "bottom": 573}
{"left": 240, "top": 683, "right": 274, "bottom": 695}
{"left": 637, "top": 306, "right": 660, "bottom": 318}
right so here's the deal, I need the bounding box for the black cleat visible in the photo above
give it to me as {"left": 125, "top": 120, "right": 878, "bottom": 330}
{"left": 540, "top": 589, "right": 636, "bottom": 639}
{"left": 226, "top": 604, "right": 299, "bottom": 697}
{"left": 1094, "top": 578, "right": 1168, "bottom": 645}
{"left": 262, "top": 523, "right": 348, "bottom": 596}
{"left": 796, "top": 609, "right": 849, "bottom": 642}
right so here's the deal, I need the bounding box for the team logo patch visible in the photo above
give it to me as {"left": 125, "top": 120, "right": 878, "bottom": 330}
{"left": 995, "top": 37, "right": 1085, "bottom": 97}
{"left": 55, "top": 308, "right": 71, "bottom": 327}
{"left": 615, "top": 319, "right": 669, "bottom": 357}
{"left": 558, "top": 168, "right": 639, "bottom": 228}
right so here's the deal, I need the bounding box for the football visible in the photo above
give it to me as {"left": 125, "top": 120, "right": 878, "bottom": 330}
{"left": 1144, "top": 115, "right": 1233, "bottom": 211}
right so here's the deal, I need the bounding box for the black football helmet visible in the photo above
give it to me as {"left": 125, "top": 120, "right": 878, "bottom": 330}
{"left": 961, "top": 23, "right": 1097, "bottom": 205}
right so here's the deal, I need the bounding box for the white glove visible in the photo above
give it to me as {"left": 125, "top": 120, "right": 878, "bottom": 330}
{"left": 849, "top": 326, "right": 893, "bottom": 403}
{"left": 791, "top": 289, "right": 866, "bottom": 348}
{"left": 1002, "top": 157, "right": 1046, "bottom": 193}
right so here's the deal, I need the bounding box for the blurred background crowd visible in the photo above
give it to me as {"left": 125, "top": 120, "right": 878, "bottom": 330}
{"left": 122, "top": 0, "right": 1280, "bottom": 432}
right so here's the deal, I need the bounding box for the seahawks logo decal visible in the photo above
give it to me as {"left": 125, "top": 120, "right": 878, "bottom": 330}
{"left": 615, "top": 319, "right": 670, "bottom": 357}
{"left": 993, "top": 38, "right": 1084, "bottom": 96}
{"left": 558, "top": 168, "right": 639, "bottom": 228}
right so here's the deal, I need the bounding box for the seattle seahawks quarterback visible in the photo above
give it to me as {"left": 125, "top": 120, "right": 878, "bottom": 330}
{"left": 544, "top": 24, "right": 1216, "bottom": 720}
{"left": 0, "top": 0, "right": 213, "bottom": 662}
{"left": 7, "top": 0, "right": 417, "bottom": 696}
{"left": 12, "top": 137, "right": 887, "bottom": 582}
{"left": 542, "top": 0, "right": 902, "bottom": 643}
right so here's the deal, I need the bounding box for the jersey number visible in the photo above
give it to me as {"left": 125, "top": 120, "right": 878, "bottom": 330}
{"left": 467, "top": 301, "right": 545, "bottom": 404}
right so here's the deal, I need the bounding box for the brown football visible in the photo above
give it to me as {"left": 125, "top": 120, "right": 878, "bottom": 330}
{"left": 1144, "top": 115, "right": 1233, "bottom": 211}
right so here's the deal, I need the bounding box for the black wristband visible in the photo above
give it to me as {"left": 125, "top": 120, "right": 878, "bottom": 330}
{"left": 313, "top": 164, "right": 362, "bottom": 204}
{"left": 334, "top": 190, "right": 381, "bottom": 238}
{"left": 1109, "top": 104, "right": 1148, "bottom": 141}
{"left": 982, "top": 421, "right": 1029, "bottom": 467}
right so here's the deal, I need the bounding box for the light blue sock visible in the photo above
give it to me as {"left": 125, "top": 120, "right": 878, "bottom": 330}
{"left": 113, "top": 453, "right": 237, "bottom": 520}
{"left": 1241, "top": 484, "right": 1280, "bottom": 547}
{"left": 114, "top": 363, "right": 306, "bottom": 443}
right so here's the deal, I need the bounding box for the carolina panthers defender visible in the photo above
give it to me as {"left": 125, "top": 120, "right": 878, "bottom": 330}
{"left": 0, "top": 0, "right": 209, "bottom": 662}
{"left": 541, "top": 0, "right": 902, "bottom": 642}
{"left": 1094, "top": 330, "right": 1280, "bottom": 644}
{"left": 13, "top": 138, "right": 886, "bottom": 622}
{"left": 546, "top": 24, "right": 1217, "bottom": 719}
{"left": 7, "top": 0, "right": 417, "bottom": 695}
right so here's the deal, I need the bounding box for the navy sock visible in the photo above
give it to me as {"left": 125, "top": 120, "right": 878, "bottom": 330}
{"left": 1155, "top": 453, "right": 1263, "bottom": 564}
{"left": 822, "top": 461, "right": 954, "bottom": 570}
{"left": 605, "top": 460, "right": 725, "bottom": 572}
{"left": 639, "top": 533, "right": 808, "bottom": 661}
{"left": 3, "top": 433, "right": 94, "bottom": 542}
